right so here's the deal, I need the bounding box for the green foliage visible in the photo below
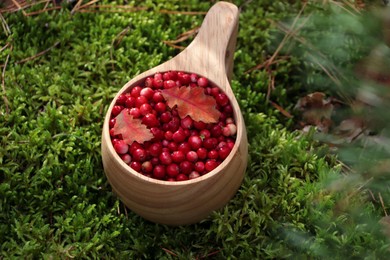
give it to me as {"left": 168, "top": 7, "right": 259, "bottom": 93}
{"left": 1, "top": 0, "right": 389, "bottom": 258}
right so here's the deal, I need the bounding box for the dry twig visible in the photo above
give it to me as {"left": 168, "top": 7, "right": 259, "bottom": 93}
{"left": 163, "top": 26, "right": 200, "bottom": 50}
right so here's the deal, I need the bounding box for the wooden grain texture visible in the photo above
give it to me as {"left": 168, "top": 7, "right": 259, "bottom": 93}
{"left": 101, "top": 1, "right": 248, "bottom": 225}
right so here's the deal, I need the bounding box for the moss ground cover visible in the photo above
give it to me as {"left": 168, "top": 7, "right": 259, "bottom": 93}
{"left": 1, "top": 0, "right": 389, "bottom": 258}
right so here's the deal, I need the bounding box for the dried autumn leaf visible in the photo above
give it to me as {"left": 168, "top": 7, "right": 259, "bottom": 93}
{"left": 113, "top": 109, "right": 154, "bottom": 145}
{"left": 161, "top": 86, "right": 221, "bottom": 123}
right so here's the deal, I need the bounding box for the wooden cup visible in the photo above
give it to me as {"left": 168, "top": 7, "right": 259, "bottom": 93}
{"left": 101, "top": 1, "right": 248, "bottom": 226}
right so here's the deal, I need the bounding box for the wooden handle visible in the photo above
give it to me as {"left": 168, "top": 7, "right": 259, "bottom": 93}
{"left": 172, "top": 1, "right": 239, "bottom": 90}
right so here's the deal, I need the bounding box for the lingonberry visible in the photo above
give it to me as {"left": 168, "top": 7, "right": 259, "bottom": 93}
{"left": 205, "top": 159, "right": 219, "bottom": 172}
{"left": 152, "top": 78, "right": 163, "bottom": 89}
{"left": 129, "top": 107, "right": 141, "bottom": 118}
{"left": 135, "top": 96, "right": 148, "bottom": 107}
{"left": 109, "top": 118, "right": 116, "bottom": 128}
{"left": 144, "top": 77, "right": 153, "bottom": 88}
{"left": 186, "top": 151, "right": 198, "bottom": 162}
{"left": 193, "top": 120, "right": 207, "bottom": 130}
{"left": 196, "top": 147, "right": 208, "bottom": 160}
{"left": 152, "top": 91, "right": 164, "bottom": 103}
{"left": 125, "top": 96, "right": 136, "bottom": 108}
{"left": 194, "top": 161, "right": 205, "bottom": 173}
{"left": 222, "top": 123, "right": 237, "bottom": 136}
{"left": 172, "top": 129, "right": 186, "bottom": 143}
{"left": 172, "top": 150, "right": 185, "bottom": 163}
{"left": 197, "top": 77, "right": 209, "bottom": 87}
{"left": 160, "top": 111, "right": 172, "bottom": 123}
{"left": 203, "top": 137, "right": 218, "bottom": 150}
{"left": 207, "top": 150, "right": 219, "bottom": 160}
{"left": 114, "top": 140, "right": 128, "bottom": 154}
{"left": 166, "top": 163, "right": 180, "bottom": 178}
{"left": 154, "top": 102, "right": 166, "bottom": 113}
{"left": 189, "top": 171, "right": 200, "bottom": 179}
{"left": 164, "top": 131, "right": 173, "bottom": 140}
{"left": 188, "top": 135, "right": 202, "bottom": 150}
{"left": 130, "top": 161, "right": 142, "bottom": 172}
{"left": 178, "top": 72, "right": 191, "bottom": 85}
{"left": 167, "top": 141, "right": 178, "bottom": 152}
{"left": 167, "top": 117, "right": 180, "bottom": 132}
{"left": 139, "top": 103, "right": 153, "bottom": 115}
{"left": 216, "top": 93, "right": 229, "bottom": 106}
{"left": 150, "top": 127, "right": 164, "bottom": 141}
{"left": 179, "top": 161, "right": 193, "bottom": 174}
{"left": 148, "top": 142, "right": 162, "bottom": 157}
{"left": 120, "top": 153, "right": 132, "bottom": 164}
{"left": 178, "top": 142, "right": 191, "bottom": 154}
{"left": 218, "top": 146, "right": 231, "bottom": 160}
{"left": 116, "top": 94, "right": 127, "bottom": 105}
{"left": 210, "top": 125, "right": 223, "bottom": 137}
{"left": 153, "top": 165, "right": 166, "bottom": 179}
{"left": 140, "top": 87, "right": 154, "bottom": 100}
{"left": 142, "top": 161, "right": 153, "bottom": 173}
{"left": 129, "top": 142, "right": 142, "bottom": 154}
{"left": 132, "top": 148, "right": 147, "bottom": 162}
{"left": 176, "top": 174, "right": 189, "bottom": 181}
{"left": 142, "top": 113, "right": 159, "bottom": 127}
{"left": 130, "top": 86, "right": 142, "bottom": 97}
{"left": 199, "top": 129, "right": 211, "bottom": 139}
{"left": 159, "top": 151, "right": 172, "bottom": 165}
{"left": 111, "top": 105, "right": 124, "bottom": 117}
{"left": 163, "top": 80, "right": 176, "bottom": 89}
{"left": 180, "top": 116, "right": 193, "bottom": 129}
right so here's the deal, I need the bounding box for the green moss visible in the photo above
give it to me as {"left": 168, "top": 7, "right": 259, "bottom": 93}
{"left": 0, "top": 0, "right": 389, "bottom": 258}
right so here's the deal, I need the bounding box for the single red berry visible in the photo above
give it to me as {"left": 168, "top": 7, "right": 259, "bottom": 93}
{"left": 163, "top": 80, "right": 176, "bottom": 89}
{"left": 172, "top": 129, "right": 186, "bottom": 143}
{"left": 154, "top": 73, "right": 163, "bottom": 80}
{"left": 140, "top": 87, "right": 154, "bottom": 100}
{"left": 150, "top": 127, "right": 164, "bottom": 141}
{"left": 130, "top": 86, "right": 142, "bottom": 97}
{"left": 109, "top": 128, "right": 116, "bottom": 137}
{"left": 120, "top": 153, "right": 132, "bottom": 164}
{"left": 159, "top": 151, "right": 172, "bottom": 165}
{"left": 132, "top": 148, "right": 147, "bottom": 162}
{"left": 167, "top": 141, "right": 178, "bottom": 152}
{"left": 154, "top": 102, "right": 166, "bottom": 113}
{"left": 152, "top": 92, "right": 164, "bottom": 103}
{"left": 196, "top": 147, "right": 208, "bottom": 160}
{"left": 145, "top": 77, "right": 153, "bottom": 88}
{"left": 189, "top": 171, "right": 200, "bottom": 179}
{"left": 180, "top": 116, "right": 193, "bottom": 129}
{"left": 142, "top": 161, "right": 153, "bottom": 173}
{"left": 211, "top": 125, "right": 223, "bottom": 137}
{"left": 179, "top": 161, "right": 193, "bottom": 174}
{"left": 216, "top": 93, "right": 229, "bottom": 106}
{"left": 166, "top": 163, "right": 180, "bottom": 178}
{"left": 199, "top": 129, "right": 211, "bottom": 139}
{"left": 203, "top": 137, "right": 218, "bottom": 150}
{"left": 223, "top": 123, "right": 237, "bottom": 136}
{"left": 116, "top": 94, "right": 127, "bottom": 105}
{"left": 188, "top": 135, "right": 202, "bottom": 150}
{"left": 193, "top": 120, "right": 207, "bottom": 130}
{"left": 194, "top": 161, "right": 205, "bottom": 173}
{"left": 160, "top": 111, "right": 172, "bottom": 123}
{"left": 207, "top": 150, "right": 219, "bottom": 160}
{"left": 190, "top": 73, "right": 199, "bottom": 83}
{"left": 142, "top": 113, "right": 159, "bottom": 127}
{"left": 125, "top": 96, "right": 136, "bottom": 108}
{"left": 218, "top": 146, "right": 231, "bottom": 160}
{"left": 167, "top": 116, "right": 180, "bottom": 132}
{"left": 129, "top": 107, "right": 141, "bottom": 118}
{"left": 129, "top": 142, "right": 142, "bottom": 154}
{"left": 130, "top": 161, "right": 142, "bottom": 172}
{"left": 186, "top": 151, "right": 198, "bottom": 162}
{"left": 109, "top": 118, "right": 116, "bottom": 128}
{"left": 139, "top": 103, "right": 153, "bottom": 115}
{"left": 197, "top": 77, "right": 209, "bottom": 87}
{"left": 111, "top": 105, "right": 124, "bottom": 117}
{"left": 153, "top": 165, "right": 166, "bottom": 179}
{"left": 164, "top": 131, "right": 173, "bottom": 140}
{"left": 178, "top": 72, "right": 191, "bottom": 85}
{"left": 205, "top": 159, "right": 219, "bottom": 172}
{"left": 152, "top": 78, "right": 163, "bottom": 89}
{"left": 113, "top": 140, "right": 128, "bottom": 154}
{"left": 176, "top": 174, "right": 189, "bottom": 181}
{"left": 135, "top": 96, "right": 148, "bottom": 107}
{"left": 178, "top": 142, "right": 191, "bottom": 154}
{"left": 148, "top": 142, "right": 162, "bottom": 157}
{"left": 224, "top": 104, "right": 233, "bottom": 115}
{"left": 172, "top": 150, "right": 185, "bottom": 163}
{"left": 226, "top": 117, "right": 234, "bottom": 124}
{"left": 209, "top": 87, "right": 220, "bottom": 97}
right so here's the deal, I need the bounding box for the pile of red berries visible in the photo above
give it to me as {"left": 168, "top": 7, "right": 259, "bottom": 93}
{"left": 109, "top": 71, "right": 237, "bottom": 181}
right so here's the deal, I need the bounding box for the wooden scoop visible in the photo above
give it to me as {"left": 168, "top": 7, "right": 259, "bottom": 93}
{"left": 101, "top": 1, "right": 248, "bottom": 225}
